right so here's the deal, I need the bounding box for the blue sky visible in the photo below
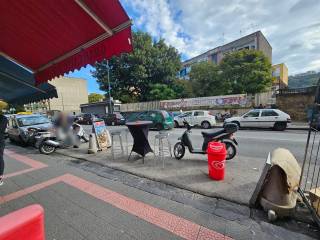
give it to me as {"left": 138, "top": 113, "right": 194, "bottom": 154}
{"left": 68, "top": 0, "right": 320, "bottom": 94}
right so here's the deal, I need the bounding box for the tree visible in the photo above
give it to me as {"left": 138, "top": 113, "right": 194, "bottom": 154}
{"left": 219, "top": 49, "right": 272, "bottom": 94}
{"left": 172, "top": 79, "right": 194, "bottom": 98}
{"left": 88, "top": 93, "right": 104, "bottom": 103}
{"left": 189, "top": 61, "right": 229, "bottom": 97}
{"left": 148, "top": 84, "right": 176, "bottom": 101}
{"left": 92, "top": 31, "right": 181, "bottom": 102}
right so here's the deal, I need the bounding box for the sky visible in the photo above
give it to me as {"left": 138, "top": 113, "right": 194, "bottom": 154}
{"left": 68, "top": 0, "right": 320, "bottom": 93}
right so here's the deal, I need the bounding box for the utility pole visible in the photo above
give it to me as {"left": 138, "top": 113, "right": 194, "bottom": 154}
{"left": 107, "top": 60, "right": 112, "bottom": 114}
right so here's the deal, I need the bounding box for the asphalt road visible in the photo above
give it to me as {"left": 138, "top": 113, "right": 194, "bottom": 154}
{"left": 84, "top": 125, "right": 309, "bottom": 163}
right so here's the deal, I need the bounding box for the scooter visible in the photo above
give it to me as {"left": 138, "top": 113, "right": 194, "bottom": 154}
{"left": 35, "top": 123, "right": 89, "bottom": 155}
{"left": 173, "top": 121, "right": 238, "bottom": 160}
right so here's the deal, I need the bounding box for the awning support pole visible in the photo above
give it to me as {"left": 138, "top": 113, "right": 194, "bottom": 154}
{"left": 74, "top": 0, "right": 113, "bottom": 36}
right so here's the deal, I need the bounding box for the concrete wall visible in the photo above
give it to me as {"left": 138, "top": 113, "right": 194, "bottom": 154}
{"left": 276, "top": 93, "right": 314, "bottom": 121}
{"left": 120, "top": 92, "right": 272, "bottom": 114}
{"left": 49, "top": 77, "right": 88, "bottom": 113}
{"left": 257, "top": 31, "right": 272, "bottom": 63}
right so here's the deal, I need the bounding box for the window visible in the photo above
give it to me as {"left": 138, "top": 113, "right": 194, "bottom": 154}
{"left": 194, "top": 111, "right": 204, "bottom": 116}
{"left": 244, "top": 110, "right": 260, "bottom": 118}
{"left": 179, "top": 112, "right": 192, "bottom": 118}
{"left": 261, "top": 110, "right": 279, "bottom": 117}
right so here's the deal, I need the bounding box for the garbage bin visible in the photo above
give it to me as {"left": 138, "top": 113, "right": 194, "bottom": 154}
{"left": 207, "top": 142, "right": 226, "bottom": 180}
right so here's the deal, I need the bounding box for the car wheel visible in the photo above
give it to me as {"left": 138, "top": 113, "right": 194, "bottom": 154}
{"left": 174, "top": 121, "right": 179, "bottom": 128}
{"left": 173, "top": 142, "right": 185, "bottom": 160}
{"left": 156, "top": 123, "right": 163, "bottom": 131}
{"left": 231, "top": 121, "right": 240, "bottom": 129}
{"left": 201, "top": 121, "right": 211, "bottom": 129}
{"left": 273, "top": 122, "right": 287, "bottom": 131}
{"left": 19, "top": 136, "right": 28, "bottom": 147}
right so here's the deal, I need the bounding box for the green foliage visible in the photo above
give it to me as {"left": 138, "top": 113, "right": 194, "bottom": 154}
{"left": 190, "top": 61, "right": 230, "bottom": 97}
{"left": 189, "top": 50, "right": 272, "bottom": 97}
{"left": 88, "top": 93, "right": 104, "bottom": 103}
{"left": 172, "top": 79, "right": 194, "bottom": 98}
{"left": 92, "top": 31, "right": 181, "bottom": 103}
{"left": 219, "top": 49, "right": 272, "bottom": 94}
{"left": 149, "top": 84, "right": 176, "bottom": 101}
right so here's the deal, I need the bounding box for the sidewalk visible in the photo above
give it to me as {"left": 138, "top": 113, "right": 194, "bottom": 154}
{"left": 2, "top": 144, "right": 319, "bottom": 239}
{"left": 57, "top": 142, "right": 261, "bottom": 205}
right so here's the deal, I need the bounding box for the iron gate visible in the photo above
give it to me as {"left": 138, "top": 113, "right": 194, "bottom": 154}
{"left": 298, "top": 79, "right": 320, "bottom": 227}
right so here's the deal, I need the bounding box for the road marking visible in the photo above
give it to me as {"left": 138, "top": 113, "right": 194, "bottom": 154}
{"left": 1, "top": 174, "right": 233, "bottom": 240}
{"left": 3, "top": 149, "right": 48, "bottom": 178}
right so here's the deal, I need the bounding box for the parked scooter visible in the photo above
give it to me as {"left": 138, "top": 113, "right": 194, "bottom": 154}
{"left": 35, "top": 123, "right": 89, "bottom": 155}
{"left": 173, "top": 121, "right": 238, "bottom": 160}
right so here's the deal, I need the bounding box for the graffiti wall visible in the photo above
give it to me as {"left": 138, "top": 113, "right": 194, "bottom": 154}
{"left": 159, "top": 94, "right": 248, "bottom": 110}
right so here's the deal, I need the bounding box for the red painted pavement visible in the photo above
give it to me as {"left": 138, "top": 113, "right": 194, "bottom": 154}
{"left": 0, "top": 173, "right": 233, "bottom": 240}
{"left": 3, "top": 150, "right": 47, "bottom": 179}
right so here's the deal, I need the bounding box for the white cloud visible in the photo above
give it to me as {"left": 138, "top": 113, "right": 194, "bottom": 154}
{"left": 122, "top": 0, "right": 320, "bottom": 75}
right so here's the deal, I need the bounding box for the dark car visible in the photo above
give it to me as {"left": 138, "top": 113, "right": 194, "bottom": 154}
{"left": 75, "top": 113, "right": 99, "bottom": 125}
{"left": 7, "top": 114, "right": 53, "bottom": 145}
{"left": 103, "top": 113, "right": 125, "bottom": 126}
{"left": 126, "top": 110, "right": 174, "bottom": 130}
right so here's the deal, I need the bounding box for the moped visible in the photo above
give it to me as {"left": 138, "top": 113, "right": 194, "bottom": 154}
{"left": 173, "top": 121, "right": 238, "bottom": 160}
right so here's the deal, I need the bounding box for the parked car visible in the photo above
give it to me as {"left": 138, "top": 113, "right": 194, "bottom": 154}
{"left": 127, "top": 110, "right": 174, "bottom": 130}
{"left": 75, "top": 113, "right": 100, "bottom": 125}
{"left": 7, "top": 114, "right": 53, "bottom": 145}
{"left": 174, "top": 110, "right": 216, "bottom": 129}
{"left": 103, "top": 113, "right": 126, "bottom": 126}
{"left": 224, "top": 109, "right": 291, "bottom": 131}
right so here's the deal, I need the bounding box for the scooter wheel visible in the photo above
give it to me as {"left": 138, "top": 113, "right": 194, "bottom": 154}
{"left": 224, "top": 141, "right": 237, "bottom": 160}
{"left": 173, "top": 142, "right": 185, "bottom": 160}
{"left": 39, "top": 142, "right": 56, "bottom": 155}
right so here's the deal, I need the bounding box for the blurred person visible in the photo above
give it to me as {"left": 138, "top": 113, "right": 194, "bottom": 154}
{"left": 0, "top": 112, "right": 8, "bottom": 186}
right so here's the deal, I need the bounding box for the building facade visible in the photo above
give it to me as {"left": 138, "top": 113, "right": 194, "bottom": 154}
{"left": 48, "top": 77, "right": 88, "bottom": 113}
{"left": 272, "top": 63, "right": 288, "bottom": 89}
{"left": 179, "top": 31, "right": 272, "bottom": 79}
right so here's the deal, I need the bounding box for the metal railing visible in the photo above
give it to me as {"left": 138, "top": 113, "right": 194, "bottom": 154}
{"left": 279, "top": 86, "right": 317, "bottom": 95}
{"left": 298, "top": 79, "right": 320, "bottom": 227}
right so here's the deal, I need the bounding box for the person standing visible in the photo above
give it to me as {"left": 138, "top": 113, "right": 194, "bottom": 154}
{"left": 0, "top": 113, "right": 8, "bottom": 185}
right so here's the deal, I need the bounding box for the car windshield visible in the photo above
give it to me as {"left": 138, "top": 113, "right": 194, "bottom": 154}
{"left": 17, "top": 116, "right": 51, "bottom": 127}
{"left": 161, "top": 111, "right": 170, "bottom": 118}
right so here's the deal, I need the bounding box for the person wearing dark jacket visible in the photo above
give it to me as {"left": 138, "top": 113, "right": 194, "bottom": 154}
{"left": 0, "top": 114, "right": 8, "bottom": 186}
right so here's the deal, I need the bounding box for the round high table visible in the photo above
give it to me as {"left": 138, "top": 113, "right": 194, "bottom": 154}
{"left": 126, "top": 121, "right": 153, "bottom": 163}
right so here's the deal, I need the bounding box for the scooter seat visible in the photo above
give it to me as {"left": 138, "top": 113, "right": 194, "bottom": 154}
{"left": 201, "top": 129, "right": 226, "bottom": 138}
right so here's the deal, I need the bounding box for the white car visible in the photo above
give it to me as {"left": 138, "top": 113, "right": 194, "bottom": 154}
{"left": 174, "top": 110, "right": 216, "bottom": 129}
{"left": 224, "top": 109, "right": 291, "bottom": 131}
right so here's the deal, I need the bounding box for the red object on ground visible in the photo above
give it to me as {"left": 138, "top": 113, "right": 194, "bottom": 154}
{"left": 0, "top": 204, "right": 45, "bottom": 240}
{"left": 0, "top": 0, "right": 133, "bottom": 85}
{"left": 207, "top": 142, "right": 227, "bottom": 180}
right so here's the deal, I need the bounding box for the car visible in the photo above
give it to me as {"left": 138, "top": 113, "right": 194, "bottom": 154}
{"left": 103, "top": 113, "right": 126, "bottom": 126}
{"left": 224, "top": 109, "right": 291, "bottom": 131}
{"left": 75, "top": 113, "right": 100, "bottom": 125}
{"left": 7, "top": 114, "right": 53, "bottom": 145}
{"left": 127, "top": 110, "right": 174, "bottom": 130}
{"left": 174, "top": 110, "right": 216, "bottom": 129}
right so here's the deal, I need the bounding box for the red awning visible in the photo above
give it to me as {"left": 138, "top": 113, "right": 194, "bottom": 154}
{"left": 0, "top": 0, "right": 133, "bottom": 85}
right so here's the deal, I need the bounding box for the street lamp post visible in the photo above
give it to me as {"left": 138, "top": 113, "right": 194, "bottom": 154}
{"left": 107, "top": 60, "right": 112, "bottom": 114}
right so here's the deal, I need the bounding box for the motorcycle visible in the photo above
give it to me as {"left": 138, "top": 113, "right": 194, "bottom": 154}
{"left": 173, "top": 120, "right": 238, "bottom": 160}
{"left": 35, "top": 123, "right": 89, "bottom": 155}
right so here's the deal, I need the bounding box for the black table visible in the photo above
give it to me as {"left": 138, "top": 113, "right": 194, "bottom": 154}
{"left": 126, "top": 121, "right": 153, "bottom": 163}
